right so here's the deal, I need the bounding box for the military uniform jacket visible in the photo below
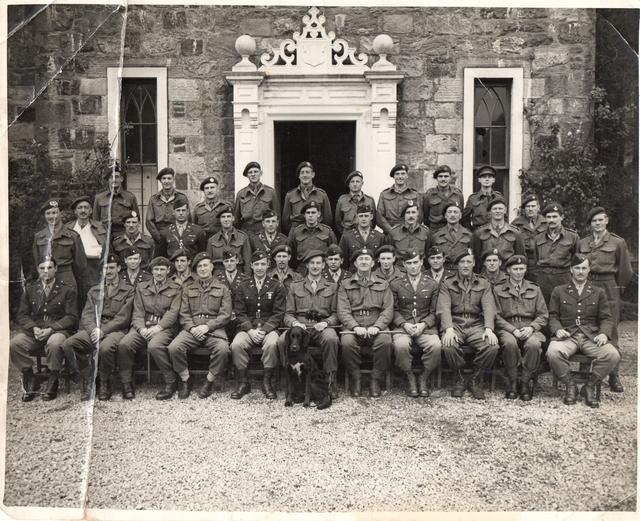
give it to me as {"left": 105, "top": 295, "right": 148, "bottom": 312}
{"left": 534, "top": 226, "right": 579, "bottom": 270}
{"left": 422, "top": 186, "right": 465, "bottom": 228}
{"left": 335, "top": 192, "right": 377, "bottom": 236}
{"left": 372, "top": 266, "right": 406, "bottom": 286}
{"left": 123, "top": 269, "right": 152, "bottom": 288}
{"left": 80, "top": 278, "right": 134, "bottom": 335}
{"left": 160, "top": 222, "right": 207, "bottom": 260}
{"left": 339, "top": 227, "right": 387, "bottom": 269}
{"left": 234, "top": 277, "right": 286, "bottom": 333}
{"left": 206, "top": 227, "right": 251, "bottom": 275}
{"left": 511, "top": 214, "right": 546, "bottom": 265}
{"left": 33, "top": 224, "right": 87, "bottom": 282}
{"left": 64, "top": 220, "right": 108, "bottom": 251}
{"left": 282, "top": 185, "right": 333, "bottom": 234}
{"left": 249, "top": 231, "right": 288, "bottom": 258}
{"left": 131, "top": 278, "right": 182, "bottom": 332}
{"left": 179, "top": 277, "right": 231, "bottom": 333}
{"left": 436, "top": 274, "right": 496, "bottom": 332}
{"left": 376, "top": 186, "right": 423, "bottom": 234}
{"left": 390, "top": 274, "right": 439, "bottom": 331}
{"left": 234, "top": 183, "right": 280, "bottom": 235}
{"left": 217, "top": 270, "right": 250, "bottom": 298}
{"left": 284, "top": 277, "right": 339, "bottom": 327}
{"left": 268, "top": 268, "right": 302, "bottom": 291}
{"left": 322, "top": 267, "right": 352, "bottom": 286}
{"left": 431, "top": 224, "right": 474, "bottom": 268}
{"left": 145, "top": 190, "right": 190, "bottom": 242}
{"left": 193, "top": 198, "right": 234, "bottom": 238}
{"left": 288, "top": 223, "right": 337, "bottom": 266}
{"left": 578, "top": 232, "right": 633, "bottom": 289}
{"left": 171, "top": 272, "right": 195, "bottom": 287}
{"left": 93, "top": 189, "right": 139, "bottom": 234}
{"left": 493, "top": 279, "right": 548, "bottom": 333}
{"left": 112, "top": 233, "right": 155, "bottom": 271}
{"left": 463, "top": 189, "right": 502, "bottom": 229}
{"left": 473, "top": 223, "right": 526, "bottom": 265}
{"left": 337, "top": 273, "right": 394, "bottom": 330}
{"left": 481, "top": 269, "right": 508, "bottom": 287}
{"left": 389, "top": 223, "right": 431, "bottom": 258}
{"left": 17, "top": 279, "right": 78, "bottom": 334}
{"left": 548, "top": 282, "right": 613, "bottom": 341}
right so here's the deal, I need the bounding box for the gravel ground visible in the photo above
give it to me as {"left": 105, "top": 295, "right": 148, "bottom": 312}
{"left": 3, "top": 322, "right": 637, "bottom": 512}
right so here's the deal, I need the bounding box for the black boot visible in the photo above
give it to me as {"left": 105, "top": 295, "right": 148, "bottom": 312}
{"left": 42, "top": 371, "right": 59, "bottom": 401}
{"left": 198, "top": 378, "right": 215, "bottom": 399}
{"left": 468, "top": 369, "right": 485, "bottom": 400}
{"left": 351, "top": 371, "right": 361, "bottom": 397}
{"left": 178, "top": 378, "right": 191, "bottom": 399}
{"left": 418, "top": 370, "right": 430, "bottom": 398}
{"left": 98, "top": 374, "right": 112, "bottom": 401}
{"left": 262, "top": 369, "right": 277, "bottom": 399}
{"left": 505, "top": 378, "right": 518, "bottom": 400}
{"left": 20, "top": 368, "right": 39, "bottom": 402}
{"left": 451, "top": 370, "right": 465, "bottom": 398}
{"left": 519, "top": 377, "right": 532, "bottom": 401}
{"left": 608, "top": 373, "right": 624, "bottom": 393}
{"left": 121, "top": 382, "right": 135, "bottom": 400}
{"left": 230, "top": 369, "right": 250, "bottom": 399}
{"left": 328, "top": 371, "right": 339, "bottom": 400}
{"left": 370, "top": 370, "right": 381, "bottom": 398}
{"left": 155, "top": 379, "right": 177, "bottom": 401}
{"left": 405, "top": 371, "right": 418, "bottom": 397}
{"left": 580, "top": 375, "right": 601, "bottom": 408}
{"left": 79, "top": 367, "right": 92, "bottom": 402}
{"left": 561, "top": 374, "right": 578, "bottom": 405}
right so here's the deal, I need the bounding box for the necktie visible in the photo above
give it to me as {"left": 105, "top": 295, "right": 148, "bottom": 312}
{"left": 43, "top": 283, "right": 51, "bottom": 297}
{"left": 256, "top": 279, "right": 263, "bottom": 292}
{"left": 333, "top": 272, "right": 340, "bottom": 282}
{"left": 410, "top": 277, "right": 419, "bottom": 291}
{"left": 311, "top": 280, "right": 318, "bottom": 293}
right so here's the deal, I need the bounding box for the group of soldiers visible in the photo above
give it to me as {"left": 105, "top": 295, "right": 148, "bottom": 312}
{"left": 11, "top": 161, "right": 634, "bottom": 409}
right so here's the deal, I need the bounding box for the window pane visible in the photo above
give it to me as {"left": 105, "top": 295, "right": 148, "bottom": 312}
{"left": 124, "top": 97, "right": 139, "bottom": 124}
{"left": 141, "top": 90, "right": 156, "bottom": 123}
{"left": 474, "top": 92, "right": 491, "bottom": 127}
{"left": 491, "top": 127, "right": 506, "bottom": 166}
{"left": 124, "top": 126, "right": 141, "bottom": 163}
{"left": 475, "top": 127, "right": 490, "bottom": 164}
{"left": 141, "top": 125, "right": 157, "bottom": 163}
{"left": 491, "top": 89, "right": 506, "bottom": 126}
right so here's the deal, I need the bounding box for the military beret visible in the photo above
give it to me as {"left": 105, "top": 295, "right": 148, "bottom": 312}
{"left": 242, "top": 161, "right": 261, "bottom": 177}
{"left": 156, "top": 167, "right": 175, "bottom": 180}
{"left": 199, "top": 176, "right": 219, "bottom": 191}
{"left": 433, "top": 165, "right": 452, "bottom": 179}
{"left": 375, "top": 244, "right": 396, "bottom": 258}
{"left": 475, "top": 165, "right": 496, "bottom": 178}
{"left": 40, "top": 199, "right": 60, "bottom": 214}
{"left": 504, "top": 255, "right": 527, "bottom": 269}
{"left": 302, "top": 249, "right": 325, "bottom": 264}
{"left": 121, "top": 210, "right": 140, "bottom": 224}
{"left": 300, "top": 200, "right": 320, "bottom": 214}
{"left": 122, "top": 246, "right": 141, "bottom": 259}
{"left": 173, "top": 198, "right": 189, "bottom": 209}
{"left": 351, "top": 247, "right": 375, "bottom": 264}
{"left": 170, "top": 249, "right": 190, "bottom": 261}
{"left": 296, "top": 161, "right": 314, "bottom": 175}
{"left": 442, "top": 201, "right": 462, "bottom": 214}
{"left": 251, "top": 250, "right": 269, "bottom": 264}
{"left": 521, "top": 193, "right": 539, "bottom": 208}
{"left": 570, "top": 253, "right": 589, "bottom": 268}
{"left": 191, "top": 252, "right": 212, "bottom": 270}
{"left": 70, "top": 195, "right": 92, "bottom": 210}
{"left": 587, "top": 206, "right": 607, "bottom": 223}
{"left": 542, "top": 202, "right": 564, "bottom": 216}
{"left": 36, "top": 254, "right": 57, "bottom": 267}
{"left": 262, "top": 209, "right": 277, "bottom": 220}
{"left": 221, "top": 247, "right": 237, "bottom": 260}
{"left": 356, "top": 204, "right": 373, "bottom": 215}
{"left": 427, "top": 246, "right": 444, "bottom": 258}
{"left": 487, "top": 196, "right": 508, "bottom": 212}
{"left": 326, "top": 244, "right": 343, "bottom": 258}
{"left": 105, "top": 252, "right": 120, "bottom": 265}
{"left": 401, "top": 200, "right": 419, "bottom": 217}
{"left": 482, "top": 248, "right": 501, "bottom": 262}
{"left": 453, "top": 248, "right": 475, "bottom": 264}
{"left": 103, "top": 162, "right": 123, "bottom": 178}
{"left": 389, "top": 164, "right": 409, "bottom": 177}
{"left": 216, "top": 205, "right": 234, "bottom": 218}
{"left": 149, "top": 256, "right": 171, "bottom": 270}
{"left": 271, "top": 244, "right": 292, "bottom": 258}
{"left": 346, "top": 170, "right": 363, "bottom": 186}
{"left": 402, "top": 250, "right": 423, "bottom": 262}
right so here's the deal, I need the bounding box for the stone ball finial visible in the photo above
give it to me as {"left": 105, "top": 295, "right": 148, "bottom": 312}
{"left": 373, "top": 34, "right": 394, "bottom": 56}
{"left": 235, "top": 34, "right": 256, "bottom": 57}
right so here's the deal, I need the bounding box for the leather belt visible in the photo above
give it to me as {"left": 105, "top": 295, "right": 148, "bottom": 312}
{"left": 356, "top": 310, "right": 372, "bottom": 316}
{"left": 510, "top": 316, "right": 530, "bottom": 321}
{"left": 458, "top": 313, "right": 478, "bottom": 319}
{"left": 194, "top": 313, "right": 215, "bottom": 319}
{"left": 145, "top": 313, "right": 161, "bottom": 325}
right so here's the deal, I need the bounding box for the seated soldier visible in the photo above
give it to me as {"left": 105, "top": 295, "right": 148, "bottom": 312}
{"left": 159, "top": 199, "right": 206, "bottom": 259}
{"left": 425, "top": 246, "right": 448, "bottom": 284}
{"left": 216, "top": 246, "right": 250, "bottom": 339}
{"left": 230, "top": 251, "right": 286, "bottom": 400}
{"left": 288, "top": 200, "right": 337, "bottom": 272}
{"left": 338, "top": 248, "right": 394, "bottom": 398}
{"left": 170, "top": 249, "right": 194, "bottom": 286}
{"left": 338, "top": 203, "right": 385, "bottom": 271}
{"left": 193, "top": 176, "right": 233, "bottom": 239}
{"left": 493, "top": 255, "right": 548, "bottom": 401}
{"left": 62, "top": 253, "right": 134, "bottom": 401}
{"left": 480, "top": 248, "right": 507, "bottom": 287}
{"left": 249, "top": 210, "right": 288, "bottom": 258}
{"left": 437, "top": 249, "right": 500, "bottom": 399}
{"left": 10, "top": 256, "right": 78, "bottom": 402}
{"left": 166, "top": 252, "right": 231, "bottom": 399}
{"left": 111, "top": 210, "right": 155, "bottom": 271}
{"left": 391, "top": 250, "right": 442, "bottom": 398}
{"left": 117, "top": 257, "right": 182, "bottom": 400}
{"left": 206, "top": 205, "right": 251, "bottom": 276}
{"left": 280, "top": 250, "right": 340, "bottom": 399}
{"left": 268, "top": 244, "right": 302, "bottom": 292}
{"left": 388, "top": 200, "right": 431, "bottom": 261}
{"left": 121, "top": 246, "right": 152, "bottom": 287}
{"left": 322, "top": 244, "right": 351, "bottom": 285}
{"left": 372, "top": 244, "right": 404, "bottom": 285}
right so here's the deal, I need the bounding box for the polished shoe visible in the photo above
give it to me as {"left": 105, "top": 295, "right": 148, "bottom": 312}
{"left": 122, "top": 382, "right": 135, "bottom": 400}
{"left": 328, "top": 371, "right": 339, "bottom": 400}
{"left": 519, "top": 378, "right": 532, "bottom": 401}
{"left": 155, "top": 381, "right": 177, "bottom": 400}
{"left": 561, "top": 375, "right": 578, "bottom": 405}
{"left": 198, "top": 379, "right": 215, "bottom": 399}
{"left": 467, "top": 369, "right": 485, "bottom": 400}
{"left": 97, "top": 376, "right": 112, "bottom": 401}
{"left": 418, "top": 370, "right": 430, "bottom": 398}
{"left": 350, "top": 372, "right": 362, "bottom": 397}
{"left": 262, "top": 369, "right": 277, "bottom": 400}
{"left": 451, "top": 371, "right": 466, "bottom": 398}
{"left": 580, "top": 377, "right": 601, "bottom": 408}
{"left": 42, "top": 372, "right": 59, "bottom": 401}
{"left": 608, "top": 373, "right": 624, "bottom": 393}
{"left": 21, "top": 368, "right": 39, "bottom": 402}
{"left": 405, "top": 371, "right": 419, "bottom": 397}
{"left": 230, "top": 370, "right": 250, "bottom": 399}
{"left": 505, "top": 378, "right": 518, "bottom": 400}
{"left": 370, "top": 370, "right": 381, "bottom": 398}
{"left": 178, "top": 378, "right": 191, "bottom": 399}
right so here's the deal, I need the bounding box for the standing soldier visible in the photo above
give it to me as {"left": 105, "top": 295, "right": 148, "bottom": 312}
{"left": 166, "top": 252, "right": 232, "bottom": 400}
{"left": 322, "top": 244, "right": 351, "bottom": 285}
{"left": 480, "top": 249, "right": 508, "bottom": 287}
{"left": 372, "top": 245, "right": 405, "bottom": 285}
{"left": 112, "top": 210, "right": 155, "bottom": 271}
{"left": 288, "top": 200, "right": 337, "bottom": 271}
{"left": 493, "top": 255, "right": 548, "bottom": 401}
{"left": 33, "top": 200, "right": 87, "bottom": 289}
{"left": 229, "top": 251, "right": 286, "bottom": 400}
{"left": 388, "top": 201, "right": 431, "bottom": 261}
{"left": 422, "top": 165, "right": 464, "bottom": 231}
{"left": 193, "top": 176, "right": 233, "bottom": 239}
{"left": 10, "top": 256, "right": 78, "bottom": 402}
{"left": 170, "top": 249, "right": 194, "bottom": 286}
{"left": 511, "top": 193, "right": 546, "bottom": 281}
{"left": 268, "top": 244, "right": 302, "bottom": 291}
{"left": 234, "top": 161, "right": 280, "bottom": 235}
{"left": 338, "top": 204, "right": 386, "bottom": 271}
{"left": 206, "top": 205, "right": 251, "bottom": 276}
{"left": 425, "top": 246, "right": 449, "bottom": 284}
{"left": 121, "top": 247, "right": 152, "bottom": 288}
{"left": 335, "top": 171, "right": 377, "bottom": 237}
{"left": 93, "top": 164, "right": 139, "bottom": 238}
{"left": 377, "top": 164, "right": 423, "bottom": 235}
{"left": 249, "top": 210, "right": 288, "bottom": 259}
{"left": 578, "top": 206, "right": 634, "bottom": 392}
{"left": 159, "top": 200, "right": 206, "bottom": 259}
{"left": 390, "top": 251, "right": 442, "bottom": 398}
{"left": 431, "top": 201, "right": 473, "bottom": 273}
{"left": 282, "top": 161, "right": 333, "bottom": 234}
{"left": 338, "top": 248, "right": 394, "bottom": 397}
{"left": 463, "top": 165, "right": 502, "bottom": 230}
{"left": 436, "top": 249, "right": 500, "bottom": 399}
{"left": 117, "top": 256, "right": 182, "bottom": 400}
{"left": 533, "top": 203, "right": 579, "bottom": 303}
{"left": 145, "top": 167, "right": 190, "bottom": 245}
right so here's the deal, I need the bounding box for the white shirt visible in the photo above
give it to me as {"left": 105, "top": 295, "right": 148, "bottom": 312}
{"left": 73, "top": 221, "right": 102, "bottom": 259}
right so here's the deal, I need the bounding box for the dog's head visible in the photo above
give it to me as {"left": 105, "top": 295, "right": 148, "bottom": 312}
{"left": 287, "top": 325, "right": 310, "bottom": 354}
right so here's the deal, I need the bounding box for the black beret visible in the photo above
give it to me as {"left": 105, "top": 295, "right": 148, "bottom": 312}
{"left": 326, "top": 244, "right": 343, "bottom": 258}
{"left": 402, "top": 250, "right": 423, "bottom": 262}
{"left": 121, "top": 210, "right": 140, "bottom": 224}
{"left": 520, "top": 193, "right": 539, "bottom": 208}
{"left": 170, "top": 249, "right": 190, "bottom": 261}
{"left": 156, "top": 167, "right": 175, "bottom": 180}
{"left": 70, "top": 195, "right": 92, "bottom": 210}
{"left": 40, "top": 199, "right": 60, "bottom": 214}
{"left": 36, "top": 255, "right": 57, "bottom": 267}
{"left": 400, "top": 200, "right": 419, "bottom": 217}
{"left": 356, "top": 204, "right": 373, "bottom": 215}
{"left": 271, "top": 244, "right": 292, "bottom": 258}
{"left": 587, "top": 206, "right": 607, "bottom": 223}
{"left": 173, "top": 198, "right": 189, "bottom": 209}
{"left": 390, "top": 164, "right": 409, "bottom": 177}
{"left": 541, "top": 202, "right": 564, "bottom": 216}
{"left": 302, "top": 249, "right": 325, "bottom": 264}
{"left": 251, "top": 250, "right": 269, "bottom": 263}
{"left": 149, "top": 256, "right": 171, "bottom": 270}
{"left": 296, "top": 161, "right": 314, "bottom": 175}
{"left": 481, "top": 248, "right": 501, "bottom": 263}
{"left": 453, "top": 248, "right": 475, "bottom": 264}
{"left": 191, "top": 252, "right": 212, "bottom": 270}
{"left": 570, "top": 253, "right": 589, "bottom": 268}
{"left": 300, "top": 200, "right": 320, "bottom": 214}
{"left": 475, "top": 165, "right": 496, "bottom": 178}
{"left": 351, "top": 247, "right": 375, "bottom": 264}
{"left": 432, "top": 165, "right": 452, "bottom": 179}
{"left": 442, "top": 201, "right": 462, "bottom": 214}
{"left": 375, "top": 244, "right": 396, "bottom": 258}
{"left": 243, "top": 162, "right": 261, "bottom": 177}
{"left": 222, "top": 247, "right": 237, "bottom": 260}
{"left": 504, "top": 255, "right": 527, "bottom": 268}
{"left": 216, "top": 205, "right": 234, "bottom": 218}
{"left": 346, "top": 170, "right": 363, "bottom": 186}
{"left": 199, "top": 176, "right": 219, "bottom": 191}
{"left": 122, "top": 246, "right": 141, "bottom": 259}
{"left": 105, "top": 252, "right": 120, "bottom": 265}
{"left": 487, "top": 197, "right": 508, "bottom": 212}
{"left": 262, "top": 209, "right": 277, "bottom": 220}
{"left": 427, "top": 246, "right": 444, "bottom": 258}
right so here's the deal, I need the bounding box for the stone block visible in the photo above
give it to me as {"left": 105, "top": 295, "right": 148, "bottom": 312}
{"left": 436, "top": 153, "right": 463, "bottom": 173}
{"left": 425, "top": 61, "right": 456, "bottom": 78}
{"left": 424, "top": 102, "right": 457, "bottom": 118}
{"left": 169, "top": 79, "right": 200, "bottom": 102}
{"left": 57, "top": 79, "right": 80, "bottom": 96}
{"left": 163, "top": 10, "right": 187, "bottom": 29}
{"left": 77, "top": 115, "right": 107, "bottom": 134}
{"left": 564, "top": 98, "right": 589, "bottom": 115}
{"left": 397, "top": 129, "right": 425, "bottom": 154}
{"left": 15, "top": 106, "right": 36, "bottom": 123}
{"left": 399, "top": 79, "right": 434, "bottom": 101}
{"left": 172, "top": 137, "right": 187, "bottom": 153}
{"left": 435, "top": 118, "right": 462, "bottom": 135}
{"left": 398, "top": 55, "right": 424, "bottom": 78}
{"left": 524, "top": 78, "right": 545, "bottom": 98}
{"left": 240, "top": 18, "right": 273, "bottom": 37}
{"left": 181, "top": 39, "right": 204, "bottom": 56}
{"left": 492, "top": 36, "right": 526, "bottom": 54}
{"left": 434, "top": 78, "right": 463, "bottom": 102}
{"left": 169, "top": 119, "right": 202, "bottom": 136}
{"left": 382, "top": 14, "right": 413, "bottom": 33}
{"left": 480, "top": 8, "right": 508, "bottom": 19}
{"left": 8, "top": 86, "right": 36, "bottom": 104}
{"left": 172, "top": 102, "right": 186, "bottom": 118}
{"left": 72, "top": 96, "right": 102, "bottom": 115}
{"left": 543, "top": 98, "right": 564, "bottom": 115}
{"left": 557, "top": 22, "right": 592, "bottom": 44}
{"left": 42, "top": 102, "right": 70, "bottom": 124}
{"left": 75, "top": 128, "right": 95, "bottom": 149}
{"left": 8, "top": 122, "right": 34, "bottom": 141}
{"left": 79, "top": 78, "right": 107, "bottom": 96}
{"left": 423, "top": 14, "right": 473, "bottom": 36}
{"left": 532, "top": 48, "right": 570, "bottom": 71}
{"left": 425, "top": 135, "right": 459, "bottom": 154}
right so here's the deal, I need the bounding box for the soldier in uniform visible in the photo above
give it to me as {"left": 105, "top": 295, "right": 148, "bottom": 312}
{"left": 159, "top": 200, "right": 206, "bottom": 259}
{"left": 338, "top": 248, "right": 394, "bottom": 397}
{"left": 436, "top": 249, "right": 500, "bottom": 399}
{"left": 546, "top": 254, "right": 619, "bottom": 408}
{"left": 322, "top": 244, "right": 351, "bottom": 285}
{"left": 118, "top": 256, "right": 182, "bottom": 400}
{"left": 268, "top": 244, "right": 302, "bottom": 291}
{"left": 10, "top": 256, "right": 78, "bottom": 402}
{"left": 166, "top": 252, "right": 232, "bottom": 400}
{"left": 193, "top": 176, "right": 233, "bottom": 239}
{"left": 249, "top": 210, "right": 288, "bottom": 259}
{"left": 93, "top": 164, "right": 139, "bottom": 238}
{"left": 145, "top": 167, "right": 190, "bottom": 245}
{"left": 533, "top": 202, "right": 579, "bottom": 303}
{"left": 335, "top": 171, "right": 377, "bottom": 236}
{"left": 170, "top": 249, "right": 194, "bottom": 286}
{"left": 282, "top": 161, "right": 333, "bottom": 234}
{"left": 426, "top": 246, "right": 451, "bottom": 284}
{"left": 234, "top": 161, "right": 280, "bottom": 235}
{"left": 390, "top": 250, "right": 442, "bottom": 397}
{"left": 111, "top": 210, "right": 155, "bottom": 271}
{"left": 422, "top": 165, "right": 464, "bottom": 231}
{"left": 372, "top": 244, "right": 405, "bottom": 285}
{"left": 121, "top": 246, "right": 152, "bottom": 288}
{"left": 472, "top": 196, "right": 525, "bottom": 268}
{"left": 463, "top": 165, "right": 502, "bottom": 230}
{"left": 230, "top": 250, "right": 286, "bottom": 400}
{"left": 493, "top": 255, "right": 548, "bottom": 401}
{"left": 33, "top": 199, "right": 87, "bottom": 289}
{"left": 480, "top": 249, "right": 508, "bottom": 287}
{"left": 206, "top": 205, "right": 251, "bottom": 275}
{"left": 338, "top": 204, "right": 386, "bottom": 271}
{"left": 388, "top": 201, "right": 431, "bottom": 262}
{"left": 511, "top": 193, "right": 546, "bottom": 281}
{"left": 377, "top": 164, "right": 423, "bottom": 234}
{"left": 280, "top": 250, "right": 340, "bottom": 399}
{"left": 431, "top": 201, "right": 473, "bottom": 273}
{"left": 578, "top": 206, "right": 634, "bottom": 392}
{"left": 288, "top": 200, "right": 337, "bottom": 271}
{"left": 61, "top": 253, "right": 134, "bottom": 401}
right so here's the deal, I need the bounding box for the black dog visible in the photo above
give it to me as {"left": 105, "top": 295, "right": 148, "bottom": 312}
{"left": 284, "top": 326, "right": 331, "bottom": 410}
